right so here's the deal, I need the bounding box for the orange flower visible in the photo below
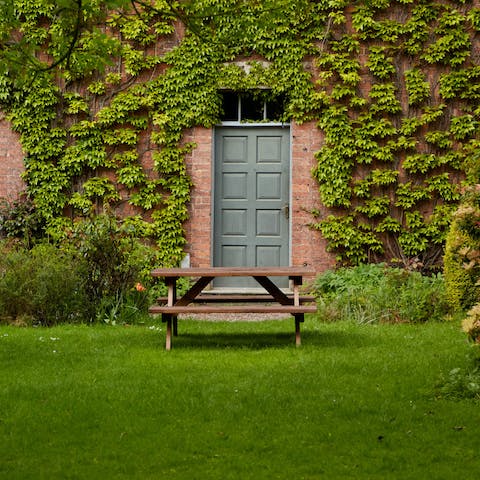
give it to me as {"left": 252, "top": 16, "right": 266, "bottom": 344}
{"left": 135, "top": 282, "right": 146, "bottom": 292}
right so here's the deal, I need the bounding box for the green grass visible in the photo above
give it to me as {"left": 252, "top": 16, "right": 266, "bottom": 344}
{"left": 1, "top": 317, "right": 479, "bottom": 479}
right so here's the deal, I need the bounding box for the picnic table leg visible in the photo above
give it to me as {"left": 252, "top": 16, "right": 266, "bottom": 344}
{"left": 173, "top": 316, "right": 178, "bottom": 337}
{"left": 164, "top": 314, "right": 173, "bottom": 351}
{"left": 166, "top": 277, "right": 178, "bottom": 338}
{"left": 294, "top": 313, "right": 304, "bottom": 347}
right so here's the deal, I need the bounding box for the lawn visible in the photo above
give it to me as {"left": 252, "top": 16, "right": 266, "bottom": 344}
{"left": 0, "top": 317, "right": 479, "bottom": 479}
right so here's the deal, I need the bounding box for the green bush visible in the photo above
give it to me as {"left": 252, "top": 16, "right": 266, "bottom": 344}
{"left": 63, "top": 213, "right": 158, "bottom": 324}
{"left": 437, "top": 363, "right": 480, "bottom": 400}
{"left": 314, "top": 263, "right": 451, "bottom": 324}
{"left": 0, "top": 242, "right": 88, "bottom": 326}
{"left": 461, "top": 303, "right": 480, "bottom": 344}
{"left": 0, "top": 212, "right": 168, "bottom": 326}
{"left": 443, "top": 188, "right": 480, "bottom": 311}
{"left": 0, "top": 195, "right": 45, "bottom": 248}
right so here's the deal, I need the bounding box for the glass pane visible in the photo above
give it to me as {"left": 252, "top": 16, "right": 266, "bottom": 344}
{"left": 241, "top": 93, "right": 264, "bottom": 121}
{"left": 220, "top": 91, "right": 239, "bottom": 121}
{"left": 266, "top": 95, "right": 286, "bottom": 122}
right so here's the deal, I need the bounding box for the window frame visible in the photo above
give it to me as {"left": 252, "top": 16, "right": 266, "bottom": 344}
{"left": 218, "top": 90, "right": 290, "bottom": 126}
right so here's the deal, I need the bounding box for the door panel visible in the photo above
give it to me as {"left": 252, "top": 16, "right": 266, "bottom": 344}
{"left": 214, "top": 127, "right": 290, "bottom": 289}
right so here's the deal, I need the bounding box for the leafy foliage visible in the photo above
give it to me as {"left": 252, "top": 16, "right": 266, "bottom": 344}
{"left": 0, "top": 0, "right": 478, "bottom": 268}
{"left": 444, "top": 187, "right": 480, "bottom": 311}
{"left": 311, "top": 1, "right": 476, "bottom": 268}
{"left": 0, "top": 242, "right": 88, "bottom": 326}
{"left": 62, "top": 213, "right": 157, "bottom": 319}
{"left": 0, "top": 195, "right": 45, "bottom": 247}
{"left": 314, "top": 263, "right": 451, "bottom": 324}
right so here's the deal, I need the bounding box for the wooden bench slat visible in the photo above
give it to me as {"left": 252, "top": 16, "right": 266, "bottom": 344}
{"left": 149, "top": 305, "right": 317, "bottom": 315}
{"left": 156, "top": 294, "right": 316, "bottom": 304}
{"left": 197, "top": 294, "right": 316, "bottom": 303}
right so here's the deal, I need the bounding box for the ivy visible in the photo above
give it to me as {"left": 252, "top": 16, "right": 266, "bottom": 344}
{"left": 467, "top": 8, "right": 480, "bottom": 31}
{"left": 370, "top": 169, "right": 398, "bottom": 186}
{"left": 395, "top": 183, "right": 432, "bottom": 209}
{"left": 402, "top": 3, "right": 438, "bottom": 55}
{"left": 366, "top": 47, "right": 395, "bottom": 79}
{"left": 398, "top": 211, "right": 430, "bottom": 256}
{"left": 1, "top": 0, "right": 478, "bottom": 269}
{"left": 403, "top": 154, "right": 438, "bottom": 174}
{"left": 426, "top": 173, "right": 461, "bottom": 202}
{"left": 355, "top": 196, "right": 391, "bottom": 218}
{"left": 369, "top": 83, "right": 401, "bottom": 114}
{"left": 375, "top": 216, "right": 401, "bottom": 234}
{"left": 311, "top": 0, "right": 478, "bottom": 267}
{"left": 425, "top": 131, "right": 453, "bottom": 149}
{"left": 404, "top": 69, "right": 430, "bottom": 106}
{"left": 439, "top": 67, "right": 480, "bottom": 100}
{"left": 421, "top": 8, "right": 470, "bottom": 67}
{"left": 314, "top": 214, "right": 384, "bottom": 264}
{"left": 449, "top": 115, "right": 478, "bottom": 140}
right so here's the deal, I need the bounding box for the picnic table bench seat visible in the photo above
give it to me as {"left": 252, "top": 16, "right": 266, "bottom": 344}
{"left": 149, "top": 304, "right": 317, "bottom": 315}
{"left": 155, "top": 293, "right": 316, "bottom": 304}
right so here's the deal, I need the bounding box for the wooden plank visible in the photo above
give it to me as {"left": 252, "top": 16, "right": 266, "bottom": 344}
{"left": 174, "top": 276, "right": 215, "bottom": 306}
{"left": 149, "top": 305, "right": 317, "bottom": 314}
{"left": 166, "top": 277, "right": 176, "bottom": 306}
{"left": 151, "top": 266, "right": 316, "bottom": 278}
{"left": 253, "top": 275, "right": 293, "bottom": 305}
{"left": 156, "top": 294, "right": 315, "bottom": 303}
{"left": 196, "top": 294, "right": 316, "bottom": 302}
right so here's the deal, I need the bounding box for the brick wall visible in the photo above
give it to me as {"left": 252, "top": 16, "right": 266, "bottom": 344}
{"left": 0, "top": 115, "right": 25, "bottom": 200}
{"left": 290, "top": 122, "right": 334, "bottom": 272}
{"left": 184, "top": 127, "right": 214, "bottom": 268}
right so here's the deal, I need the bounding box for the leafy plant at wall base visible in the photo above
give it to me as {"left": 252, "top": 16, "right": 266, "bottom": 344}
{"left": 0, "top": 243, "right": 88, "bottom": 326}
{"left": 62, "top": 213, "right": 158, "bottom": 321}
{"left": 0, "top": 195, "right": 46, "bottom": 248}
{"left": 314, "top": 263, "right": 451, "bottom": 324}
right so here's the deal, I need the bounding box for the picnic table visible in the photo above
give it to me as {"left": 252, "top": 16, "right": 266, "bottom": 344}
{"left": 149, "top": 266, "right": 317, "bottom": 350}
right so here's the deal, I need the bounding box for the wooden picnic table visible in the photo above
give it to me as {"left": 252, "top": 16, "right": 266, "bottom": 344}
{"left": 149, "top": 266, "right": 317, "bottom": 350}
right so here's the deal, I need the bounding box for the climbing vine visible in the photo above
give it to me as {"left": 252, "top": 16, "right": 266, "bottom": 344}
{"left": 0, "top": 0, "right": 479, "bottom": 268}
{"left": 312, "top": 0, "right": 479, "bottom": 269}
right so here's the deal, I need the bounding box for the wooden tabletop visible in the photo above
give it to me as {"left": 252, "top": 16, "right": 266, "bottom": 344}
{"left": 151, "top": 266, "right": 316, "bottom": 277}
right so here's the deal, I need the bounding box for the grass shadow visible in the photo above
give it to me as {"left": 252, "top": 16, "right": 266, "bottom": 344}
{"left": 176, "top": 331, "right": 295, "bottom": 350}
{"left": 302, "top": 328, "right": 375, "bottom": 348}
{"left": 167, "top": 323, "right": 374, "bottom": 350}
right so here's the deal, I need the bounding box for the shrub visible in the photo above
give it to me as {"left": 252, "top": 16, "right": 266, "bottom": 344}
{"left": 462, "top": 304, "right": 480, "bottom": 344}
{"left": 0, "top": 242, "right": 88, "bottom": 326}
{"left": 0, "top": 195, "right": 45, "bottom": 248}
{"left": 0, "top": 211, "right": 187, "bottom": 326}
{"left": 314, "top": 263, "right": 451, "bottom": 324}
{"left": 443, "top": 187, "right": 480, "bottom": 311}
{"left": 63, "top": 213, "right": 159, "bottom": 323}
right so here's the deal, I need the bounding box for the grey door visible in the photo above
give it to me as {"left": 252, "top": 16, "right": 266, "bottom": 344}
{"left": 213, "top": 127, "right": 290, "bottom": 288}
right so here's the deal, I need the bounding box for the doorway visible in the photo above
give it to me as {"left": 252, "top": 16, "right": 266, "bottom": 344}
{"left": 213, "top": 126, "right": 290, "bottom": 289}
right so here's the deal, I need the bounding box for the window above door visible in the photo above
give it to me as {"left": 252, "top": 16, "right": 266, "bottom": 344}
{"left": 220, "top": 91, "right": 287, "bottom": 124}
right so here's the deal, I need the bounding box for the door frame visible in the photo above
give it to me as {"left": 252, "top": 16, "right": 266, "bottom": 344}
{"left": 212, "top": 123, "right": 292, "bottom": 271}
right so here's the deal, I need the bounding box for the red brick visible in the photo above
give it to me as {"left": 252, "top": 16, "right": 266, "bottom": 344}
{"left": 0, "top": 116, "right": 25, "bottom": 200}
